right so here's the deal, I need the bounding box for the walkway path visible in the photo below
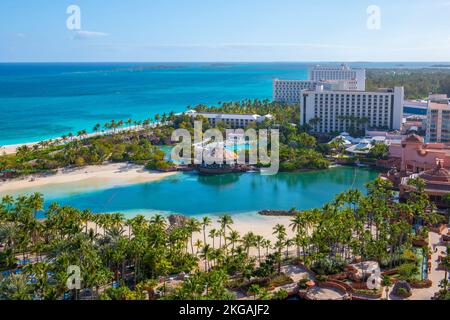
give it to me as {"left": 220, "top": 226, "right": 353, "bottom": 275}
{"left": 388, "top": 228, "right": 448, "bottom": 300}
{"left": 408, "top": 228, "right": 448, "bottom": 300}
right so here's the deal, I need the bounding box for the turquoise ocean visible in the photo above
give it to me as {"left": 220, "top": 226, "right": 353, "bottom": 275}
{"left": 0, "top": 62, "right": 436, "bottom": 217}
{"left": 0, "top": 62, "right": 439, "bottom": 146}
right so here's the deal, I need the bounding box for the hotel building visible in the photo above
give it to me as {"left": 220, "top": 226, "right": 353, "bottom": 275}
{"left": 273, "top": 64, "right": 365, "bottom": 104}
{"left": 273, "top": 79, "right": 359, "bottom": 104}
{"left": 426, "top": 94, "right": 450, "bottom": 143}
{"left": 186, "top": 110, "right": 273, "bottom": 128}
{"left": 272, "top": 79, "right": 317, "bottom": 104}
{"left": 300, "top": 86, "right": 404, "bottom": 133}
{"left": 309, "top": 64, "right": 366, "bottom": 91}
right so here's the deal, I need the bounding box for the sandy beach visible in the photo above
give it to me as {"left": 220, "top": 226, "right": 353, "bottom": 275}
{"left": 1, "top": 142, "right": 39, "bottom": 155}
{"left": 84, "top": 214, "right": 294, "bottom": 258}
{"left": 191, "top": 215, "right": 294, "bottom": 250}
{"left": 0, "top": 125, "right": 152, "bottom": 156}
{"left": 0, "top": 162, "right": 178, "bottom": 194}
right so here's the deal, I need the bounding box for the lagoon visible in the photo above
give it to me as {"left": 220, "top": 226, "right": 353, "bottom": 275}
{"left": 3, "top": 166, "right": 379, "bottom": 218}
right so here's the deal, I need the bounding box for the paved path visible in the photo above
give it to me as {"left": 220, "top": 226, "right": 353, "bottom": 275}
{"left": 408, "top": 229, "right": 448, "bottom": 300}
{"left": 388, "top": 228, "right": 448, "bottom": 300}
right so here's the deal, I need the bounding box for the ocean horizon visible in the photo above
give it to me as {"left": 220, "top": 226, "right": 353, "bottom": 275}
{"left": 0, "top": 61, "right": 444, "bottom": 146}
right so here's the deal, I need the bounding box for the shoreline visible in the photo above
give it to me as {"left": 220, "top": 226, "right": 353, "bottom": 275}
{"left": 0, "top": 162, "right": 178, "bottom": 195}
{"left": 0, "top": 125, "right": 151, "bottom": 156}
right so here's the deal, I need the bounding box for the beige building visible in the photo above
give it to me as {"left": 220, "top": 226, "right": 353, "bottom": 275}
{"left": 186, "top": 110, "right": 273, "bottom": 128}
{"left": 426, "top": 94, "right": 450, "bottom": 143}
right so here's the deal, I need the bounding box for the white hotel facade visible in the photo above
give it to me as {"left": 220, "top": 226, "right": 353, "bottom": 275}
{"left": 273, "top": 64, "right": 366, "bottom": 104}
{"left": 309, "top": 64, "right": 366, "bottom": 91}
{"left": 186, "top": 110, "right": 273, "bottom": 128}
{"left": 300, "top": 86, "right": 404, "bottom": 133}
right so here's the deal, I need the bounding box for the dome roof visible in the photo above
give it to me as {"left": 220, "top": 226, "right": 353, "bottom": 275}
{"left": 419, "top": 160, "right": 450, "bottom": 183}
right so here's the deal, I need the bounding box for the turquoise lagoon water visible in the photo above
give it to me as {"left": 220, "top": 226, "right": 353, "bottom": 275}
{"left": 2, "top": 167, "right": 379, "bottom": 219}
{"left": 0, "top": 62, "right": 441, "bottom": 146}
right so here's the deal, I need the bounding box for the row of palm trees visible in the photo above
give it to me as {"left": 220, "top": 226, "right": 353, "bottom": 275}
{"left": 0, "top": 175, "right": 447, "bottom": 300}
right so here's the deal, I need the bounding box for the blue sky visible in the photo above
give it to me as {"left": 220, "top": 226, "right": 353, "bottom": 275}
{"left": 1, "top": 0, "right": 450, "bottom": 62}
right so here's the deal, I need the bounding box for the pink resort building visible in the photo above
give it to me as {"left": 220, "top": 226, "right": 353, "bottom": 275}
{"left": 390, "top": 134, "right": 450, "bottom": 172}
{"left": 381, "top": 134, "right": 450, "bottom": 207}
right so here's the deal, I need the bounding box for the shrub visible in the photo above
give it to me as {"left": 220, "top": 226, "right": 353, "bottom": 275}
{"left": 398, "top": 263, "right": 419, "bottom": 281}
{"left": 311, "top": 257, "right": 345, "bottom": 275}
{"left": 396, "top": 288, "right": 409, "bottom": 298}
{"left": 271, "top": 289, "right": 289, "bottom": 300}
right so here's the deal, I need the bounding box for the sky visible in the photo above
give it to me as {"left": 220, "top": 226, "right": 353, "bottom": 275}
{"left": 1, "top": 0, "right": 450, "bottom": 62}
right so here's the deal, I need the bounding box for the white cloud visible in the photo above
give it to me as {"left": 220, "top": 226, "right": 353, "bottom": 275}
{"left": 73, "top": 31, "right": 109, "bottom": 40}
{"left": 16, "top": 33, "right": 26, "bottom": 39}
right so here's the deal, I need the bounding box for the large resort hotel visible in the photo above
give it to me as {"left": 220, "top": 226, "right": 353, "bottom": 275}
{"left": 273, "top": 64, "right": 366, "bottom": 104}
{"left": 301, "top": 86, "right": 404, "bottom": 133}
{"left": 273, "top": 64, "right": 404, "bottom": 133}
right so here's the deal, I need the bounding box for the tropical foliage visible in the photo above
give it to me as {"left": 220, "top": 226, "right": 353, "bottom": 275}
{"left": 0, "top": 175, "right": 444, "bottom": 300}
{"left": 366, "top": 68, "right": 450, "bottom": 100}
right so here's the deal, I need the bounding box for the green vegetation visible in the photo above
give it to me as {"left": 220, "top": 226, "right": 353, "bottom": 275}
{"left": 366, "top": 68, "right": 450, "bottom": 99}
{"left": 0, "top": 125, "right": 174, "bottom": 177}
{"left": 192, "top": 99, "right": 300, "bottom": 124}
{"left": 192, "top": 99, "right": 330, "bottom": 171}
{"left": 1, "top": 99, "right": 330, "bottom": 177}
{"left": 0, "top": 174, "right": 445, "bottom": 300}
{"left": 368, "top": 143, "right": 389, "bottom": 160}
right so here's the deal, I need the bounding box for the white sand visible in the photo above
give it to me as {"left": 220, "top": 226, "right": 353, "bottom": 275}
{"left": 189, "top": 215, "right": 295, "bottom": 255}
{"left": 0, "top": 163, "right": 178, "bottom": 194}
{"left": 0, "top": 126, "right": 150, "bottom": 156}
{"left": 83, "top": 213, "right": 295, "bottom": 256}
{"left": 1, "top": 142, "right": 39, "bottom": 155}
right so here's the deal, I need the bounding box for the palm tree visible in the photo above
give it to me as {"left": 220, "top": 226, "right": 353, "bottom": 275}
{"left": 28, "top": 192, "right": 43, "bottom": 220}
{"left": 248, "top": 284, "right": 260, "bottom": 300}
{"left": 209, "top": 228, "right": 217, "bottom": 249}
{"left": 285, "top": 238, "right": 293, "bottom": 259}
{"left": 218, "top": 214, "right": 233, "bottom": 251}
{"left": 200, "top": 244, "right": 213, "bottom": 271}
{"left": 254, "top": 235, "right": 264, "bottom": 263}
{"left": 194, "top": 239, "right": 203, "bottom": 255}
{"left": 262, "top": 239, "right": 272, "bottom": 257}
{"left": 201, "top": 216, "right": 212, "bottom": 246}
{"left": 93, "top": 123, "right": 101, "bottom": 134}
{"left": 273, "top": 224, "right": 287, "bottom": 274}
{"left": 186, "top": 218, "right": 201, "bottom": 255}
{"left": 242, "top": 232, "right": 256, "bottom": 258}
{"left": 290, "top": 212, "right": 304, "bottom": 258}
{"left": 226, "top": 230, "right": 240, "bottom": 255}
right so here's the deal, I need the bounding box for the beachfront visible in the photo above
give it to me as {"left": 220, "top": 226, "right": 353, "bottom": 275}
{"left": 0, "top": 163, "right": 177, "bottom": 194}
